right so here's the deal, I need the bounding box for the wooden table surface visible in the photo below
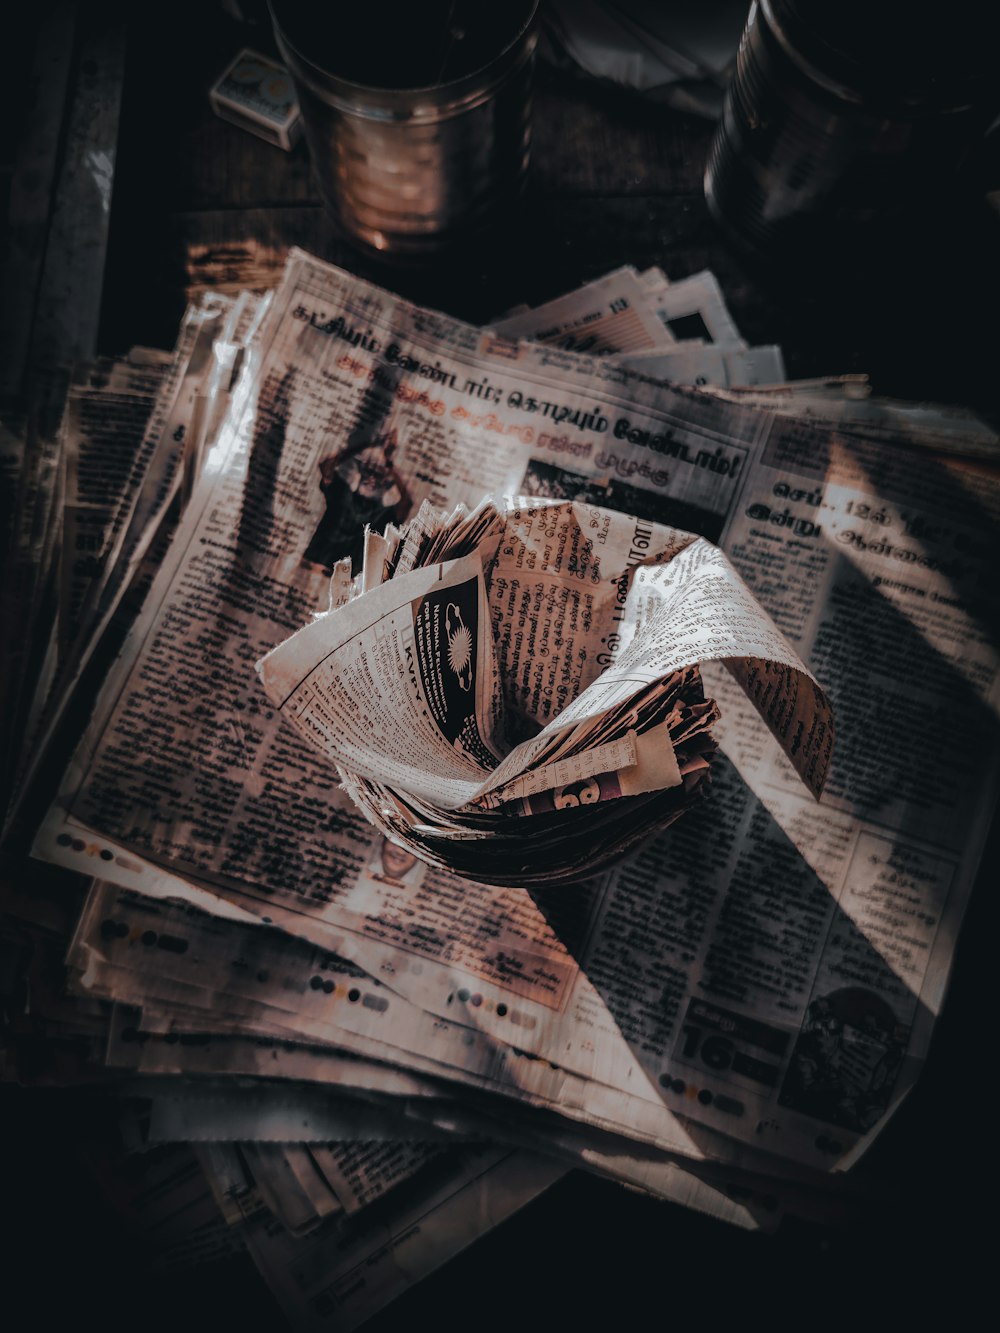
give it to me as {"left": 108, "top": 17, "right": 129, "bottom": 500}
{"left": 5, "top": 3, "right": 999, "bottom": 1329}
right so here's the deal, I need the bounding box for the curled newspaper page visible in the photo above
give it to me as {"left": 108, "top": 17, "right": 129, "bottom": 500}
{"left": 258, "top": 498, "right": 833, "bottom": 882}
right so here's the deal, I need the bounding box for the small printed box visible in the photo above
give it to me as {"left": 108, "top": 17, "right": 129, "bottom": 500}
{"left": 209, "top": 48, "right": 302, "bottom": 151}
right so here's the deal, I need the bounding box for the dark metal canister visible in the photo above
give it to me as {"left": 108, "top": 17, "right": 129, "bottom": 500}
{"left": 269, "top": 2, "right": 539, "bottom": 258}
{"left": 705, "top": 0, "right": 996, "bottom": 254}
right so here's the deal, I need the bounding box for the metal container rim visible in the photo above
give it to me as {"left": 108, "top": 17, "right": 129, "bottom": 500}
{"left": 269, "top": 1, "right": 540, "bottom": 119}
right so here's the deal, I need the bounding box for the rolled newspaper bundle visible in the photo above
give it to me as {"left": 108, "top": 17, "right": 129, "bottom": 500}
{"left": 258, "top": 498, "right": 834, "bottom": 885}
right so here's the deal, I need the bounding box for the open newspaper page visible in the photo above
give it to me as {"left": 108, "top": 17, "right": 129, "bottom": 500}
{"left": 702, "top": 383, "right": 1000, "bottom": 460}
{"left": 6, "top": 294, "right": 272, "bottom": 844}
{"left": 34, "top": 250, "right": 1000, "bottom": 1174}
{"left": 74, "top": 879, "right": 829, "bottom": 1228}
{"left": 706, "top": 421, "right": 1000, "bottom": 1162}
{"left": 491, "top": 265, "right": 786, "bottom": 386}
{"left": 82, "top": 878, "right": 867, "bottom": 1233}
{"left": 490, "top": 265, "right": 676, "bottom": 354}
{"left": 58, "top": 350, "right": 172, "bottom": 658}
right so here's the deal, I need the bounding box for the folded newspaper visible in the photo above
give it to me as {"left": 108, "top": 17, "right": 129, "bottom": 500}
{"left": 258, "top": 497, "right": 833, "bottom": 883}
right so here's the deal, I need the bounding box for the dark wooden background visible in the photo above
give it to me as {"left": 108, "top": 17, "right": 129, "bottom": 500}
{"left": 97, "top": 3, "right": 1000, "bottom": 417}
{"left": 3, "top": 2, "right": 999, "bottom": 1329}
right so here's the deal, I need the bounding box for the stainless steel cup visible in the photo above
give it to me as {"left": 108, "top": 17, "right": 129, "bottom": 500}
{"left": 704, "top": 0, "right": 996, "bottom": 256}
{"left": 269, "top": 1, "right": 539, "bottom": 258}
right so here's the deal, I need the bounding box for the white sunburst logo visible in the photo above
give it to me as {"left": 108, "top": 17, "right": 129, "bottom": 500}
{"left": 448, "top": 625, "right": 472, "bottom": 674}
{"left": 445, "top": 603, "right": 473, "bottom": 690}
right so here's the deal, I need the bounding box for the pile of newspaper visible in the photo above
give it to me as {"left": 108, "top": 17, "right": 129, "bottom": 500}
{"left": 2, "top": 252, "right": 999, "bottom": 1329}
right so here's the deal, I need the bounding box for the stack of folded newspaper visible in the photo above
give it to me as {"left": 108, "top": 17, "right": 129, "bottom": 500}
{"left": 2, "top": 252, "right": 998, "bottom": 1329}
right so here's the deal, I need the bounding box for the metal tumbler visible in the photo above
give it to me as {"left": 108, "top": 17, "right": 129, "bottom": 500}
{"left": 705, "top": 0, "right": 997, "bottom": 255}
{"left": 269, "top": 1, "right": 540, "bottom": 258}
